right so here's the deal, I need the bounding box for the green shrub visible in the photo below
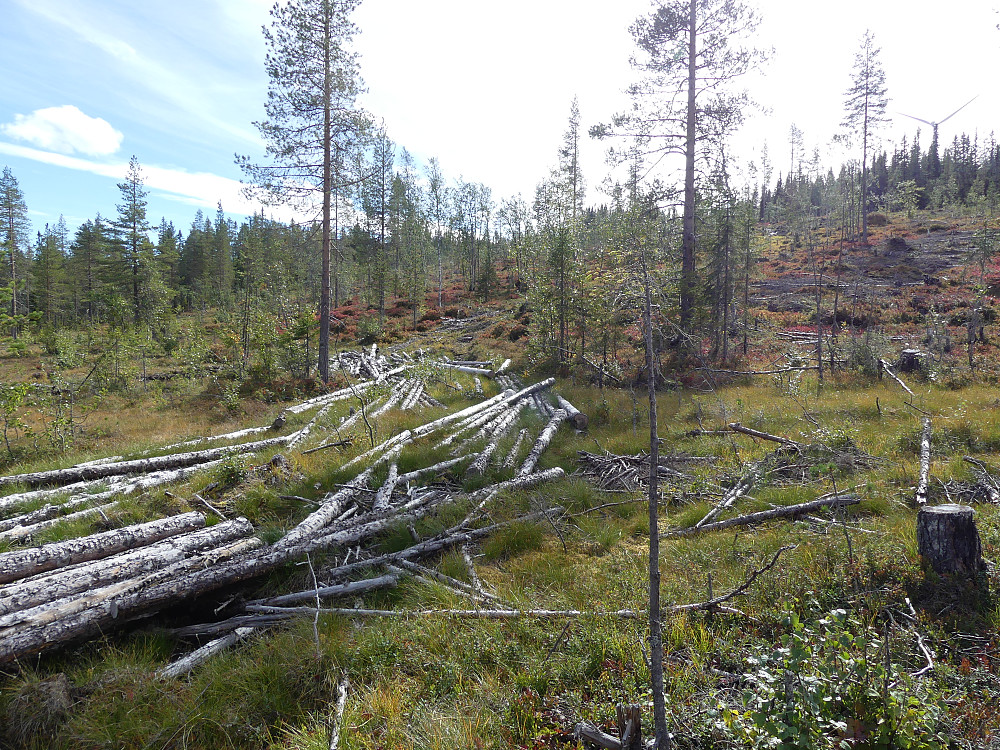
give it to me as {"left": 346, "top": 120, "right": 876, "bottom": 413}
{"left": 715, "top": 607, "right": 950, "bottom": 749}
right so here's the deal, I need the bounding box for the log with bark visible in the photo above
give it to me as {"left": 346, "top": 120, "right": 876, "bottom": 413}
{"left": 663, "top": 493, "right": 860, "bottom": 537}
{"left": 518, "top": 410, "right": 567, "bottom": 476}
{"left": 555, "top": 394, "right": 589, "bottom": 430}
{"left": 0, "top": 512, "right": 207, "bottom": 585}
{"left": 0, "top": 518, "right": 254, "bottom": 615}
{"left": 916, "top": 503, "right": 985, "bottom": 576}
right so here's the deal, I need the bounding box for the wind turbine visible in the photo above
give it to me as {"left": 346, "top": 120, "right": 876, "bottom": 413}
{"left": 897, "top": 95, "right": 979, "bottom": 144}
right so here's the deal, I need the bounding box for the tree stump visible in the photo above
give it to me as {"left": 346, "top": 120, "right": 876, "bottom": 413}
{"left": 917, "top": 504, "right": 985, "bottom": 576}
{"left": 897, "top": 348, "right": 928, "bottom": 374}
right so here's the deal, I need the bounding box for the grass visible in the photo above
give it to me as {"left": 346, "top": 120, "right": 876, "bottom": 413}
{"left": 7, "top": 346, "right": 1000, "bottom": 745}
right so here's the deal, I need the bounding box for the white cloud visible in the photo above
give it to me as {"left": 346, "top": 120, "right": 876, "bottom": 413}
{"left": 0, "top": 141, "right": 300, "bottom": 221}
{"left": 1, "top": 105, "right": 123, "bottom": 157}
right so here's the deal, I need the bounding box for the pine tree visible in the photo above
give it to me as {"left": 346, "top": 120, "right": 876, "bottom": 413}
{"left": 213, "top": 202, "right": 235, "bottom": 307}
{"left": 842, "top": 30, "right": 889, "bottom": 245}
{"left": 32, "top": 222, "right": 67, "bottom": 328}
{"left": 595, "top": 0, "right": 766, "bottom": 332}
{"left": 69, "top": 216, "right": 110, "bottom": 322}
{"left": 0, "top": 167, "right": 31, "bottom": 338}
{"left": 239, "top": 0, "right": 365, "bottom": 382}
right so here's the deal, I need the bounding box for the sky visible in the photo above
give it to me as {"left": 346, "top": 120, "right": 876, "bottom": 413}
{"left": 1, "top": 0, "right": 997, "bottom": 241}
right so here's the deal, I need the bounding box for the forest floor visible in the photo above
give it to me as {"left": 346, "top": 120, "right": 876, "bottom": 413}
{"left": 0, "top": 209, "right": 1000, "bottom": 748}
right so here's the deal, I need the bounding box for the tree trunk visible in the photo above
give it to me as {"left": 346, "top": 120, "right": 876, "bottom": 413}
{"left": 0, "top": 436, "right": 292, "bottom": 490}
{"left": 0, "top": 512, "right": 206, "bottom": 585}
{"left": 917, "top": 504, "right": 985, "bottom": 576}
{"left": 642, "top": 226, "right": 669, "bottom": 749}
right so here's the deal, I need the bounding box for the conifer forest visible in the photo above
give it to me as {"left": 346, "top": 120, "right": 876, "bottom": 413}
{"left": 1, "top": 1, "right": 1000, "bottom": 748}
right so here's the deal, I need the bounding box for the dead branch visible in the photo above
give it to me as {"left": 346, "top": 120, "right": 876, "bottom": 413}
{"left": 663, "top": 493, "right": 861, "bottom": 537}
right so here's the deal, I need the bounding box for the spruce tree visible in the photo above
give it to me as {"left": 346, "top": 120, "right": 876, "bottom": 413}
{"left": 112, "top": 156, "right": 161, "bottom": 326}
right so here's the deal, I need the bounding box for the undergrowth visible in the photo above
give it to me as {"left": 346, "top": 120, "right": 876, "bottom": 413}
{"left": 2, "top": 373, "right": 1000, "bottom": 748}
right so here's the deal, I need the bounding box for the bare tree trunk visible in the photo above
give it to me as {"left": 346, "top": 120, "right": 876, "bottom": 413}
{"left": 642, "top": 236, "right": 669, "bottom": 748}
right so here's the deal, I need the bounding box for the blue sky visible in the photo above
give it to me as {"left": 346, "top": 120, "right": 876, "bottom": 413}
{"left": 1, "top": 0, "right": 997, "bottom": 241}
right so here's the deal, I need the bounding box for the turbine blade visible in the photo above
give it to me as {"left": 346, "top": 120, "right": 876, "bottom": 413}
{"left": 938, "top": 95, "right": 979, "bottom": 125}
{"left": 897, "top": 112, "right": 933, "bottom": 127}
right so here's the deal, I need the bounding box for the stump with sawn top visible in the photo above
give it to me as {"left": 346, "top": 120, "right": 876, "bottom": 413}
{"left": 917, "top": 503, "right": 985, "bottom": 576}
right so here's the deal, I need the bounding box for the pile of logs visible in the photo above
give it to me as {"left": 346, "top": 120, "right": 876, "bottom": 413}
{"left": 0, "top": 355, "right": 583, "bottom": 668}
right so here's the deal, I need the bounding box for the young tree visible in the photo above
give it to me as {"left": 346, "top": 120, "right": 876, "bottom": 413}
{"left": 239, "top": 0, "right": 364, "bottom": 382}
{"left": 69, "top": 216, "right": 109, "bottom": 323}
{"left": 112, "top": 156, "right": 162, "bottom": 326}
{"left": 426, "top": 157, "right": 449, "bottom": 308}
{"left": 32, "top": 221, "right": 68, "bottom": 328}
{"left": 0, "top": 167, "right": 31, "bottom": 338}
{"left": 842, "top": 30, "right": 889, "bottom": 245}
{"left": 595, "top": 0, "right": 765, "bottom": 333}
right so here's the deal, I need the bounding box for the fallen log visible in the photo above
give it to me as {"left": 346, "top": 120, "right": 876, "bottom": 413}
{"left": 371, "top": 463, "right": 398, "bottom": 512}
{"left": 157, "top": 627, "right": 256, "bottom": 680}
{"left": 319, "top": 508, "right": 563, "bottom": 583}
{"left": 0, "top": 436, "right": 292, "bottom": 490}
{"left": 502, "top": 428, "right": 530, "bottom": 471}
{"left": 287, "top": 401, "right": 334, "bottom": 449}
{"left": 880, "top": 358, "right": 915, "bottom": 398}
{"left": 434, "top": 361, "right": 493, "bottom": 377}
{"left": 250, "top": 573, "right": 399, "bottom": 608}
{"left": 412, "top": 378, "right": 555, "bottom": 439}
{"left": 663, "top": 493, "right": 860, "bottom": 537}
{"left": 466, "top": 405, "right": 526, "bottom": 478}
{"left": 435, "top": 399, "right": 513, "bottom": 449}
{"left": 273, "top": 464, "right": 377, "bottom": 552}
{"left": 916, "top": 417, "right": 932, "bottom": 506}
{"left": 0, "top": 537, "right": 262, "bottom": 663}
{"left": 694, "top": 459, "right": 767, "bottom": 528}
{"left": 392, "top": 559, "right": 501, "bottom": 603}
{"left": 728, "top": 422, "right": 802, "bottom": 448}
{"left": 0, "top": 512, "right": 207, "bottom": 585}
{"left": 0, "top": 478, "right": 113, "bottom": 513}
{"left": 340, "top": 431, "right": 412, "bottom": 471}
{"left": 246, "top": 604, "right": 639, "bottom": 619}
{"left": 0, "top": 501, "right": 120, "bottom": 542}
{"left": 519, "top": 410, "right": 567, "bottom": 476}
{"left": 555, "top": 395, "right": 588, "bottom": 431}
{"left": 0, "top": 518, "right": 254, "bottom": 615}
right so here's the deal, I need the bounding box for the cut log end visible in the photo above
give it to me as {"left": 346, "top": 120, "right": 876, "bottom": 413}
{"left": 917, "top": 503, "right": 985, "bottom": 576}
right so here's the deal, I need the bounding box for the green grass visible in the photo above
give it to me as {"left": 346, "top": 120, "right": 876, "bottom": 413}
{"left": 6, "top": 371, "right": 1000, "bottom": 747}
